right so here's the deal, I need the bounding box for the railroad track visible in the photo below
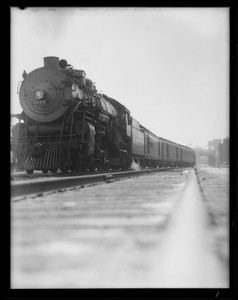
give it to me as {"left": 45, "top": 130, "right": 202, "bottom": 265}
{"left": 11, "top": 167, "right": 183, "bottom": 198}
{"left": 11, "top": 167, "right": 229, "bottom": 288}
{"left": 11, "top": 169, "right": 112, "bottom": 181}
{"left": 11, "top": 166, "right": 180, "bottom": 181}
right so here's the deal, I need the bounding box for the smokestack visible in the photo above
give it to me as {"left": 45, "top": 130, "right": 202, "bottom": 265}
{"left": 43, "top": 56, "right": 59, "bottom": 68}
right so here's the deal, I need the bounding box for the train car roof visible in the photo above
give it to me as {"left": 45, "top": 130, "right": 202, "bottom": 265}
{"left": 139, "top": 124, "right": 160, "bottom": 139}
{"left": 159, "top": 136, "right": 179, "bottom": 145}
{"left": 177, "top": 143, "right": 194, "bottom": 150}
{"left": 140, "top": 124, "right": 178, "bottom": 145}
{"left": 140, "top": 123, "right": 194, "bottom": 151}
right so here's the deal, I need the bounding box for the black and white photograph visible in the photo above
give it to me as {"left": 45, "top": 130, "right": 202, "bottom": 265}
{"left": 10, "top": 7, "right": 231, "bottom": 290}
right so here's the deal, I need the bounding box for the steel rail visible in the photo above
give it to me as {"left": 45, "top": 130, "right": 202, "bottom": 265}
{"left": 11, "top": 168, "right": 179, "bottom": 198}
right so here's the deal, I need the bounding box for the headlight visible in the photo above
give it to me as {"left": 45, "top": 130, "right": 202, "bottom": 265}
{"left": 34, "top": 89, "right": 44, "bottom": 100}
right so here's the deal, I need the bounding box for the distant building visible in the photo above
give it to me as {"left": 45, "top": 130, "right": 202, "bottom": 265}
{"left": 216, "top": 138, "right": 229, "bottom": 165}
{"left": 193, "top": 146, "right": 209, "bottom": 166}
{"left": 208, "top": 138, "right": 229, "bottom": 166}
{"left": 193, "top": 138, "right": 229, "bottom": 167}
{"left": 208, "top": 139, "right": 222, "bottom": 151}
{"left": 208, "top": 151, "right": 216, "bottom": 166}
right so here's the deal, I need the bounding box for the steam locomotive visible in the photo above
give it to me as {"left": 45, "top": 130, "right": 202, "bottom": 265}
{"left": 11, "top": 56, "right": 195, "bottom": 174}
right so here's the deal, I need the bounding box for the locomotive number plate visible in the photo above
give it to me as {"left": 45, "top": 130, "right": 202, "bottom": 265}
{"left": 32, "top": 100, "right": 46, "bottom": 105}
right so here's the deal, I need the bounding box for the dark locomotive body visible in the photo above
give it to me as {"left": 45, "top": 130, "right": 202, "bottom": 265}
{"left": 11, "top": 57, "right": 195, "bottom": 174}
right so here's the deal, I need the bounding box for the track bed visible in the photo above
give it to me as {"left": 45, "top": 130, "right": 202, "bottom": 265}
{"left": 11, "top": 167, "right": 229, "bottom": 288}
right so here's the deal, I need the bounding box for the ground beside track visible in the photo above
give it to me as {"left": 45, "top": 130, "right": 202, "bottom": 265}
{"left": 11, "top": 166, "right": 229, "bottom": 288}
{"left": 195, "top": 166, "right": 229, "bottom": 266}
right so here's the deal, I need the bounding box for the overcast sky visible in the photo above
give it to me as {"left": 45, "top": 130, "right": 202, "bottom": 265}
{"left": 11, "top": 7, "right": 229, "bottom": 149}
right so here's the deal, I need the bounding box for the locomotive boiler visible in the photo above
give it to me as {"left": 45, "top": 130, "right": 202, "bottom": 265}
{"left": 11, "top": 56, "right": 195, "bottom": 174}
{"left": 11, "top": 56, "right": 131, "bottom": 173}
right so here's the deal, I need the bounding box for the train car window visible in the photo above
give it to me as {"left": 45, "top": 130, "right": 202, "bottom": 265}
{"left": 167, "top": 144, "right": 169, "bottom": 158}
{"left": 128, "top": 116, "right": 132, "bottom": 125}
{"left": 176, "top": 147, "right": 179, "bottom": 159}
{"left": 158, "top": 141, "right": 161, "bottom": 156}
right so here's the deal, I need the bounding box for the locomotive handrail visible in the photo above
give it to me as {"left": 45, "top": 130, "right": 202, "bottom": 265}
{"left": 17, "top": 81, "right": 22, "bottom": 94}
{"left": 68, "top": 99, "right": 82, "bottom": 119}
{"left": 60, "top": 115, "right": 66, "bottom": 144}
